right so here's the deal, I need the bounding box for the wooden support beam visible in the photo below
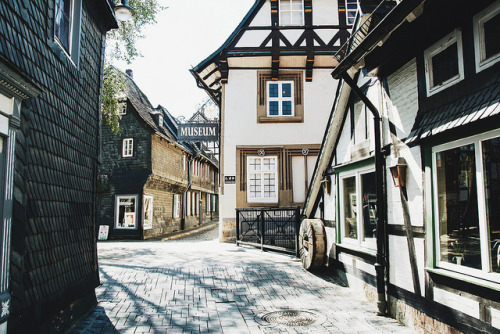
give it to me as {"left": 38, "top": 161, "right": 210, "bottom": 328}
{"left": 219, "top": 59, "right": 228, "bottom": 84}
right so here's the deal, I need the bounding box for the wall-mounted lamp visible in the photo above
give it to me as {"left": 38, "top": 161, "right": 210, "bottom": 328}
{"left": 114, "top": 0, "right": 135, "bottom": 22}
{"left": 321, "top": 177, "right": 331, "bottom": 195}
{"left": 390, "top": 157, "right": 407, "bottom": 188}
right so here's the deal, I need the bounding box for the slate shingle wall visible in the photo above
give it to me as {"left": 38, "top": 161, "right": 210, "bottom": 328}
{"left": 0, "top": 0, "right": 110, "bottom": 332}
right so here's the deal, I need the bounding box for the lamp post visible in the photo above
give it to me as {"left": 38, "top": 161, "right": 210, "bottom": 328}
{"left": 114, "top": 0, "right": 135, "bottom": 21}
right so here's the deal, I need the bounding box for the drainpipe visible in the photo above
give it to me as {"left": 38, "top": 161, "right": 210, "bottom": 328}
{"left": 340, "top": 73, "right": 387, "bottom": 315}
{"left": 182, "top": 155, "right": 194, "bottom": 230}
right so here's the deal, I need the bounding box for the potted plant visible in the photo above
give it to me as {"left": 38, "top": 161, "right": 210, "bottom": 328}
{"left": 451, "top": 241, "right": 465, "bottom": 265}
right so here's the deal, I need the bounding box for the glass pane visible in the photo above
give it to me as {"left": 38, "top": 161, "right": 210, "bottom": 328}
{"left": 263, "top": 158, "right": 274, "bottom": 171}
{"left": 280, "top": 0, "right": 291, "bottom": 11}
{"left": 484, "top": 13, "right": 500, "bottom": 59}
{"left": 361, "top": 172, "right": 376, "bottom": 240}
{"left": 249, "top": 174, "right": 261, "bottom": 198}
{"left": 291, "top": 0, "right": 303, "bottom": 10}
{"left": 282, "top": 83, "right": 292, "bottom": 97}
{"left": 118, "top": 197, "right": 135, "bottom": 228}
{"left": 436, "top": 145, "right": 481, "bottom": 269}
{"left": 291, "top": 12, "right": 303, "bottom": 25}
{"left": 269, "top": 101, "right": 279, "bottom": 116}
{"left": 282, "top": 101, "right": 292, "bottom": 115}
{"left": 55, "top": 0, "right": 72, "bottom": 52}
{"left": 431, "top": 43, "right": 459, "bottom": 87}
{"left": 264, "top": 173, "right": 276, "bottom": 198}
{"left": 280, "top": 13, "right": 292, "bottom": 26}
{"left": 248, "top": 157, "right": 260, "bottom": 171}
{"left": 343, "top": 177, "right": 357, "bottom": 239}
{"left": 269, "top": 83, "right": 279, "bottom": 98}
{"left": 482, "top": 137, "right": 500, "bottom": 273}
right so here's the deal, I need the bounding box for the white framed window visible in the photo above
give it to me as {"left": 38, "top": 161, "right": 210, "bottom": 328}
{"left": 339, "top": 167, "right": 377, "bottom": 250}
{"left": 186, "top": 191, "right": 191, "bottom": 216}
{"left": 115, "top": 195, "right": 138, "bottom": 229}
{"left": 173, "top": 194, "right": 181, "bottom": 218}
{"left": 279, "top": 0, "right": 304, "bottom": 26}
{"left": 117, "top": 101, "right": 127, "bottom": 116}
{"left": 267, "top": 81, "right": 295, "bottom": 117}
{"left": 473, "top": 1, "right": 500, "bottom": 72}
{"left": 195, "top": 193, "right": 200, "bottom": 216}
{"left": 54, "top": 0, "right": 82, "bottom": 65}
{"left": 122, "top": 138, "right": 133, "bottom": 157}
{"left": 247, "top": 156, "right": 278, "bottom": 203}
{"left": 346, "top": 0, "right": 358, "bottom": 25}
{"left": 432, "top": 129, "right": 500, "bottom": 282}
{"left": 182, "top": 155, "right": 187, "bottom": 171}
{"left": 143, "top": 195, "right": 153, "bottom": 230}
{"left": 424, "top": 29, "right": 464, "bottom": 97}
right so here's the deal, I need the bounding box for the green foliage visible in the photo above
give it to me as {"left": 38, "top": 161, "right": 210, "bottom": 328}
{"left": 101, "top": 0, "right": 165, "bottom": 133}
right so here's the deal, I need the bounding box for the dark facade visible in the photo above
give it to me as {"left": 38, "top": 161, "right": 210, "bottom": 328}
{"left": 98, "top": 70, "right": 219, "bottom": 240}
{"left": 0, "top": 0, "right": 117, "bottom": 333}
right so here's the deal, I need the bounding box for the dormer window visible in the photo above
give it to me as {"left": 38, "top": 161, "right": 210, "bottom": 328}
{"left": 473, "top": 1, "right": 500, "bottom": 72}
{"left": 424, "top": 29, "right": 464, "bottom": 96}
{"left": 279, "top": 0, "right": 304, "bottom": 26}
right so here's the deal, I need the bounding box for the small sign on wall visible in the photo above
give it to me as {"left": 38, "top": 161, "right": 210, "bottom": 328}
{"left": 98, "top": 225, "right": 109, "bottom": 240}
{"left": 224, "top": 176, "right": 236, "bottom": 184}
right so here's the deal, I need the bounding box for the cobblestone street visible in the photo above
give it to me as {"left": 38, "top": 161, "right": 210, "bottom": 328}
{"left": 72, "top": 225, "right": 414, "bottom": 333}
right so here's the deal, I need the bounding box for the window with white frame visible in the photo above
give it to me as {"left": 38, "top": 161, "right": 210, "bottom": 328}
{"left": 279, "top": 0, "right": 304, "bottom": 26}
{"left": 352, "top": 100, "right": 371, "bottom": 145}
{"left": 54, "top": 0, "right": 81, "bottom": 64}
{"left": 339, "top": 168, "right": 377, "bottom": 248}
{"left": 424, "top": 29, "right": 464, "bottom": 96}
{"left": 115, "top": 195, "right": 137, "bottom": 229}
{"left": 143, "top": 195, "right": 153, "bottom": 229}
{"left": 433, "top": 130, "right": 500, "bottom": 280}
{"left": 122, "top": 138, "right": 133, "bottom": 157}
{"left": 186, "top": 191, "right": 191, "bottom": 216}
{"left": 267, "top": 81, "right": 295, "bottom": 117}
{"left": 117, "top": 101, "right": 127, "bottom": 116}
{"left": 173, "top": 194, "right": 181, "bottom": 218}
{"left": 247, "top": 156, "right": 278, "bottom": 203}
{"left": 346, "top": 0, "right": 358, "bottom": 25}
{"left": 195, "top": 193, "right": 200, "bottom": 215}
{"left": 183, "top": 155, "right": 187, "bottom": 171}
{"left": 473, "top": 1, "right": 500, "bottom": 72}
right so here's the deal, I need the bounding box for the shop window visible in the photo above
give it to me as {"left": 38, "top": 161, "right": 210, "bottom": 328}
{"left": 247, "top": 156, "right": 278, "bottom": 203}
{"left": 424, "top": 30, "right": 464, "bottom": 96}
{"left": 340, "top": 168, "right": 376, "bottom": 248}
{"left": 115, "top": 195, "right": 137, "bottom": 229}
{"left": 257, "top": 72, "right": 303, "bottom": 123}
{"left": 267, "top": 81, "right": 295, "bottom": 117}
{"left": 473, "top": 1, "right": 500, "bottom": 72}
{"left": 54, "top": 0, "right": 82, "bottom": 65}
{"left": 143, "top": 195, "right": 153, "bottom": 230}
{"left": 280, "top": 0, "right": 304, "bottom": 26}
{"left": 173, "top": 194, "right": 181, "bottom": 218}
{"left": 122, "top": 138, "right": 133, "bottom": 157}
{"left": 432, "top": 131, "right": 500, "bottom": 280}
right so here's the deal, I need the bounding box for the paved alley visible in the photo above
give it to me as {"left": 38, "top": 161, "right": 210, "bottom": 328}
{"left": 72, "top": 226, "right": 414, "bottom": 333}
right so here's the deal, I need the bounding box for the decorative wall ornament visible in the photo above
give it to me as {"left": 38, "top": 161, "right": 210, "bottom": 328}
{"left": 302, "top": 148, "right": 309, "bottom": 156}
{"left": 258, "top": 149, "right": 266, "bottom": 156}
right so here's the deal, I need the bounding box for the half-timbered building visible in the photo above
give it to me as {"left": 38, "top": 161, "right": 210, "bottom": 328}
{"left": 0, "top": 0, "right": 117, "bottom": 332}
{"left": 302, "top": 0, "right": 500, "bottom": 332}
{"left": 191, "top": 0, "right": 356, "bottom": 242}
{"left": 98, "top": 70, "right": 219, "bottom": 240}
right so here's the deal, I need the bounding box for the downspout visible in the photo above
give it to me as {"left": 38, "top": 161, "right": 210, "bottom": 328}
{"left": 340, "top": 73, "right": 388, "bottom": 315}
{"left": 182, "top": 155, "right": 194, "bottom": 230}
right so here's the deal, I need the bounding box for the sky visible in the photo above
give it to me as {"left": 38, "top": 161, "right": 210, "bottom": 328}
{"left": 114, "top": 0, "right": 255, "bottom": 119}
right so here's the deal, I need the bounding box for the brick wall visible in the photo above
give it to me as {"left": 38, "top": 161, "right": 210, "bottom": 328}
{"left": 0, "top": 0, "right": 113, "bottom": 332}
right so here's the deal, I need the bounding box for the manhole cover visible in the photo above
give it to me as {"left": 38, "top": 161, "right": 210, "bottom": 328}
{"left": 260, "top": 310, "right": 319, "bottom": 326}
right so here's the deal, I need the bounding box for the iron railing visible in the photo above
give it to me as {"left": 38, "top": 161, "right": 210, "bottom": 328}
{"left": 236, "top": 207, "right": 300, "bottom": 256}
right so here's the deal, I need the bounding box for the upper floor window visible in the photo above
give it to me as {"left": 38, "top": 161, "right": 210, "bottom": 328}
{"left": 247, "top": 156, "right": 278, "bottom": 203}
{"left": 267, "top": 81, "right": 295, "bottom": 116}
{"left": 122, "top": 138, "right": 133, "bottom": 157}
{"left": 54, "top": 0, "right": 82, "bottom": 65}
{"left": 473, "top": 1, "right": 500, "bottom": 72}
{"left": 346, "top": 0, "right": 358, "bottom": 25}
{"left": 432, "top": 130, "right": 500, "bottom": 282}
{"left": 424, "top": 29, "right": 464, "bottom": 96}
{"left": 280, "top": 0, "right": 304, "bottom": 26}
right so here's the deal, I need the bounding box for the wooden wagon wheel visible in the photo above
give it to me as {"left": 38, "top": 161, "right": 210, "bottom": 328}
{"left": 299, "top": 219, "right": 326, "bottom": 270}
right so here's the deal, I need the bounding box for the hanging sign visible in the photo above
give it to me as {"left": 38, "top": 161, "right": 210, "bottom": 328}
{"left": 178, "top": 124, "right": 218, "bottom": 141}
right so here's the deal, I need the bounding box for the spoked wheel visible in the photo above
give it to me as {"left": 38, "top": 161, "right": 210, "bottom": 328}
{"left": 299, "top": 219, "right": 326, "bottom": 270}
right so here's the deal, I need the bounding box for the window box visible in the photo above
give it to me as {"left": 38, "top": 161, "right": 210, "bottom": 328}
{"left": 473, "top": 1, "right": 500, "bottom": 72}
{"left": 424, "top": 29, "right": 464, "bottom": 96}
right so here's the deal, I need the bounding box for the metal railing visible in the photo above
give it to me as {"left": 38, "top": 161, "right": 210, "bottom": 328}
{"left": 236, "top": 207, "right": 300, "bottom": 256}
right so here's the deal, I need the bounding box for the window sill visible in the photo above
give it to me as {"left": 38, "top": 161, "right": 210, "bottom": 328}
{"left": 258, "top": 116, "right": 303, "bottom": 123}
{"left": 426, "top": 267, "right": 500, "bottom": 292}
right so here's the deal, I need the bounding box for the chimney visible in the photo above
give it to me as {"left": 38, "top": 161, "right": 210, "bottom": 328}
{"left": 125, "top": 69, "right": 133, "bottom": 79}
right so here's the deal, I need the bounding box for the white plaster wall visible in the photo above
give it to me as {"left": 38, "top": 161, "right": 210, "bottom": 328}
{"left": 433, "top": 287, "right": 480, "bottom": 319}
{"left": 236, "top": 30, "right": 272, "bottom": 48}
{"left": 323, "top": 178, "right": 336, "bottom": 221}
{"left": 313, "top": 0, "right": 339, "bottom": 25}
{"left": 334, "top": 112, "right": 351, "bottom": 165}
{"left": 388, "top": 235, "right": 426, "bottom": 294}
{"left": 491, "top": 307, "right": 500, "bottom": 329}
{"left": 249, "top": 0, "right": 271, "bottom": 26}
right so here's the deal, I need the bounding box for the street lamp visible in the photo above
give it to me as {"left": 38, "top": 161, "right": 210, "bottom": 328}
{"left": 114, "top": 0, "right": 135, "bottom": 22}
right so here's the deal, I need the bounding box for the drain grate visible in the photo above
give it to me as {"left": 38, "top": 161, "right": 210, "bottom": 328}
{"left": 260, "top": 310, "right": 319, "bottom": 327}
